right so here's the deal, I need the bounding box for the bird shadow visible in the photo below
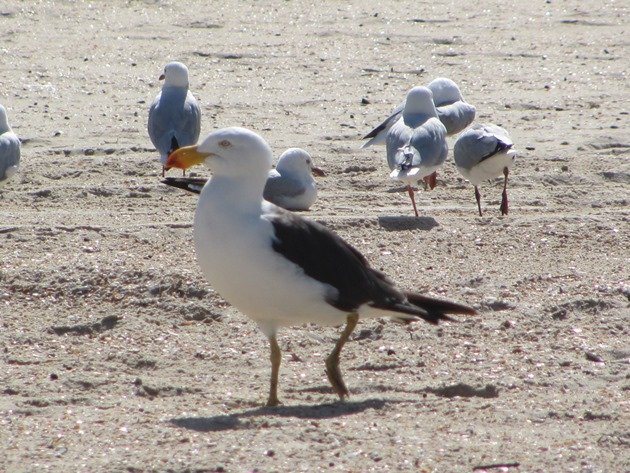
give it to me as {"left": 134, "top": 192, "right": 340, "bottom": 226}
{"left": 378, "top": 215, "right": 439, "bottom": 231}
{"left": 169, "top": 398, "right": 387, "bottom": 432}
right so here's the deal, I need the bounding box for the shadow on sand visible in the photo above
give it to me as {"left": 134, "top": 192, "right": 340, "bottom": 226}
{"left": 377, "top": 215, "right": 439, "bottom": 231}
{"left": 170, "top": 398, "right": 387, "bottom": 432}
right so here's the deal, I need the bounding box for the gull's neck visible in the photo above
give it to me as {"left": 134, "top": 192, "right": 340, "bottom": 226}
{"left": 163, "top": 79, "right": 189, "bottom": 90}
{"left": 200, "top": 173, "right": 267, "bottom": 218}
{"left": 402, "top": 109, "right": 435, "bottom": 128}
{"left": 0, "top": 117, "right": 9, "bottom": 133}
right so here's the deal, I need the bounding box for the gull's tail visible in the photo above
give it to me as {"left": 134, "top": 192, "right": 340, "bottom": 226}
{"left": 389, "top": 145, "right": 421, "bottom": 180}
{"left": 400, "top": 292, "right": 478, "bottom": 324}
{"left": 363, "top": 291, "right": 477, "bottom": 325}
{"left": 161, "top": 176, "right": 208, "bottom": 194}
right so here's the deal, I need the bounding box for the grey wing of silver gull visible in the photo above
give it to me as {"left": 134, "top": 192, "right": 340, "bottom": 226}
{"left": 0, "top": 104, "right": 21, "bottom": 187}
{"left": 262, "top": 148, "right": 324, "bottom": 211}
{"left": 166, "top": 127, "right": 476, "bottom": 406}
{"left": 148, "top": 61, "right": 201, "bottom": 175}
{"left": 454, "top": 123, "right": 516, "bottom": 216}
{"left": 361, "top": 102, "right": 404, "bottom": 148}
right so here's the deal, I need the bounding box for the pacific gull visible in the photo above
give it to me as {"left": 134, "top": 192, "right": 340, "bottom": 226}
{"left": 148, "top": 61, "right": 201, "bottom": 176}
{"left": 166, "top": 126, "right": 475, "bottom": 406}
{"left": 453, "top": 123, "right": 516, "bottom": 216}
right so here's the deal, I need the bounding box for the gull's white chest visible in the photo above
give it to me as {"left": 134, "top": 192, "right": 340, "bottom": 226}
{"left": 193, "top": 204, "right": 346, "bottom": 328}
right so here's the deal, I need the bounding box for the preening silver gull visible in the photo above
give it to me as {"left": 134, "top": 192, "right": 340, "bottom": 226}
{"left": 453, "top": 123, "right": 516, "bottom": 216}
{"left": 386, "top": 87, "right": 448, "bottom": 217}
{"left": 0, "top": 104, "right": 21, "bottom": 187}
{"left": 148, "top": 61, "right": 201, "bottom": 176}
{"left": 166, "top": 126, "right": 475, "bottom": 406}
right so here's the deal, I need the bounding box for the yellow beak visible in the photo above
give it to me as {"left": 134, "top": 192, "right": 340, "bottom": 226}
{"left": 165, "top": 145, "right": 210, "bottom": 170}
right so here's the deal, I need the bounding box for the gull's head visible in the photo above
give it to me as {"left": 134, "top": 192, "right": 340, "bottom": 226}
{"left": 159, "top": 61, "right": 190, "bottom": 88}
{"left": 0, "top": 104, "right": 10, "bottom": 132}
{"left": 276, "top": 148, "right": 325, "bottom": 178}
{"left": 166, "top": 127, "right": 273, "bottom": 178}
{"left": 427, "top": 77, "right": 463, "bottom": 105}
{"left": 404, "top": 86, "right": 437, "bottom": 117}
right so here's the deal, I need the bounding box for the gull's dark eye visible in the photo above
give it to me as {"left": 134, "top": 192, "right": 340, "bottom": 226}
{"left": 306, "top": 159, "right": 311, "bottom": 165}
{"left": 219, "top": 140, "right": 231, "bottom": 148}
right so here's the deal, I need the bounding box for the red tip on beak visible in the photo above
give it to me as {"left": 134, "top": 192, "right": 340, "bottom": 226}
{"left": 312, "top": 167, "right": 326, "bottom": 177}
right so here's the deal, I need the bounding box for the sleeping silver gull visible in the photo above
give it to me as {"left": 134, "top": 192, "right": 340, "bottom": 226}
{"left": 148, "top": 61, "right": 201, "bottom": 176}
{"left": 426, "top": 77, "right": 476, "bottom": 136}
{"left": 453, "top": 123, "right": 516, "bottom": 216}
{"left": 0, "top": 104, "right": 21, "bottom": 187}
{"left": 166, "top": 127, "right": 475, "bottom": 406}
{"left": 386, "top": 87, "right": 448, "bottom": 217}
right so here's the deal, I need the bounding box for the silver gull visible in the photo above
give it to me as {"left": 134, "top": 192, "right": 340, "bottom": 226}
{"left": 453, "top": 123, "right": 516, "bottom": 216}
{"left": 386, "top": 87, "right": 448, "bottom": 217}
{"left": 163, "top": 147, "right": 325, "bottom": 211}
{"left": 148, "top": 61, "right": 201, "bottom": 176}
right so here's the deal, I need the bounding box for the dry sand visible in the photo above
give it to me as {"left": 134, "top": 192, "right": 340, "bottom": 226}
{"left": 1, "top": 1, "right": 628, "bottom": 472}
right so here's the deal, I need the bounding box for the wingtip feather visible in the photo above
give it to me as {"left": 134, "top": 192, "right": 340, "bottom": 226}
{"left": 405, "top": 292, "right": 478, "bottom": 316}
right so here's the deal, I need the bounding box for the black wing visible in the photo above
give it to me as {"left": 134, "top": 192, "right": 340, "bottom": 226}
{"left": 267, "top": 208, "right": 476, "bottom": 323}
{"left": 479, "top": 139, "right": 513, "bottom": 163}
{"left": 161, "top": 177, "right": 207, "bottom": 194}
{"left": 363, "top": 103, "right": 404, "bottom": 140}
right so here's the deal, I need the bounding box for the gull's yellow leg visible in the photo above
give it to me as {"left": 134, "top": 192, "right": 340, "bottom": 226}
{"left": 325, "top": 314, "right": 359, "bottom": 400}
{"left": 266, "top": 334, "right": 282, "bottom": 407}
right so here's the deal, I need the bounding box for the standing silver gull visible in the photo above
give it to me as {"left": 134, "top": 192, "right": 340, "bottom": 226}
{"left": 0, "top": 104, "right": 21, "bottom": 187}
{"left": 453, "top": 123, "right": 516, "bottom": 216}
{"left": 166, "top": 127, "right": 475, "bottom": 406}
{"left": 148, "top": 61, "right": 201, "bottom": 176}
{"left": 386, "top": 87, "right": 448, "bottom": 217}
{"left": 162, "top": 147, "right": 325, "bottom": 211}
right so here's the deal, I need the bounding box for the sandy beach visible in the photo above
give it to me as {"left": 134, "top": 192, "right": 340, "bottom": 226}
{"left": 1, "top": 1, "right": 628, "bottom": 472}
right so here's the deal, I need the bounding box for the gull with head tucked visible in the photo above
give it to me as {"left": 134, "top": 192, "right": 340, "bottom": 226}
{"left": 166, "top": 127, "right": 475, "bottom": 407}
{"left": 426, "top": 77, "right": 476, "bottom": 136}
{"left": 148, "top": 61, "right": 201, "bottom": 176}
